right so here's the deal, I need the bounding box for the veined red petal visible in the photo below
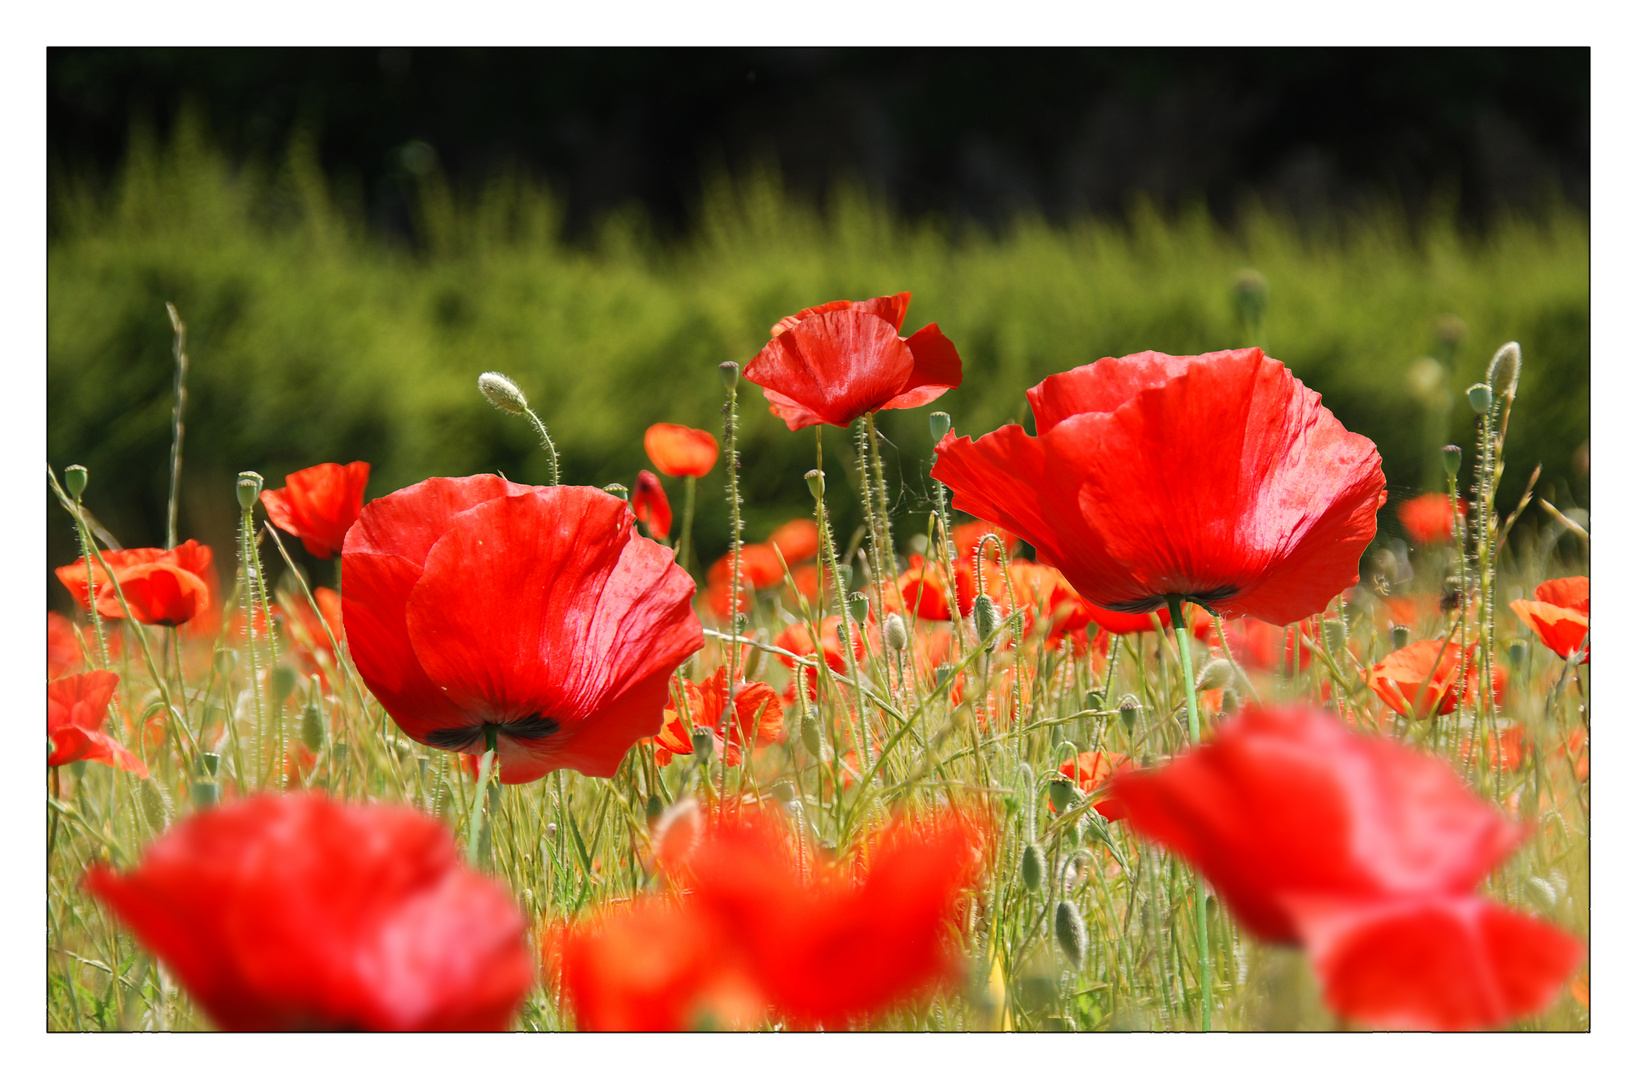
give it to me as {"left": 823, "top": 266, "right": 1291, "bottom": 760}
{"left": 747, "top": 309, "right": 917, "bottom": 430}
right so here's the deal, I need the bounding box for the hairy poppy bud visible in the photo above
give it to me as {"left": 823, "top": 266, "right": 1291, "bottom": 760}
{"left": 237, "top": 471, "right": 264, "bottom": 510}
{"left": 1391, "top": 624, "right": 1411, "bottom": 651}
{"left": 478, "top": 371, "right": 529, "bottom": 414}
{"left": 1021, "top": 843, "right": 1045, "bottom": 892}
{"left": 805, "top": 468, "right": 824, "bottom": 498}
{"left": 139, "top": 777, "right": 170, "bottom": 831}
{"left": 1487, "top": 341, "right": 1521, "bottom": 403}
{"left": 929, "top": 411, "right": 952, "bottom": 442}
{"left": 1467, "top": 383, "right": 1493, "bottom": 414}
{"left": 974, "top": 595, "right": 1000, "bottom": 642}
{"left": 1442, "top": 444, "right": 1462, "bottom": 478}
{"left": 1525, "top": 875, "right": 1558, "bottom": 912}
{"left": 884, "top": 613, "right": 907, "bottom": 653}
{"left": 1323, "top": 619, "right": 1348, "bottom": 655}
{"left": 65, "top": 464, "right": 88, "bottom": 499}
{"left": 1055, "top": 899, "right": 1088, "bottom": 968}
{"left": 718, "top": 361, "right": 740, "bottom": 391}
{"left": 1194, "top": 658, "right": 1234, "bottom": 693}
{"left": 801, "top": 708, "right": 822, "bottom": 757}
{"left": 301, "top": 702, "right": 325, "bottom": 753}
{"left": 848, "top": 592, "right": 869, "bottom": 626}
{"left": 1118, "top": 695, "right": 1142, "bottom": 731}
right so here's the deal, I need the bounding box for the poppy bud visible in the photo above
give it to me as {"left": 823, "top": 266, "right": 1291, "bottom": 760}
{"left": 65, "top": 464, "right": 88, "bottom": 498}
{"left": 237, "top": 471, "right": 264, "bottom": 510}
{"left": 1508, "top": 640, "right": 1527, "bottom": 668}
{"left": 1021, "top": 842, "right": 1045, "bottom": 892}
{"left": 718, "top": 361, "right": 739, "bottom": 391}
{"left": 1055, "top": 899, "right": 1088, "bottom": 969}
{"left": 1085, "top": 689, "right": 1105, "bottom": 712}
{"left": 929, "top": 411, "right": 952, "bottom": 442}
{"left": 801, "top": 709, "right": 822, "bottom": 757}
{"left": 478, "top": 371, "right": 529, "bottom": 414}
{"left": 602, "top": 483, "right": 628, "bottom": 499}
{"left": 1442, "top": 444, "right": 1462, "bottom": 478}
{"left": 1467, "top": 383, "right": 1493, "bottom": 414}
{"left": 974, "top": 595, "right": 1000, "bottom": 642}
{"left": 301, "top": 702, "right": 325, "bottom": 753}
{"left": 1487, "top": 341, "right": 1521, "bottom": 403}
{"left": 1525, "top": 875, "right": 1559, "bottom": 912}
{"left": 1391, "top": 624, "right": 1411, "bottom": 651}
{"left": 1220, "top": 687, "right": 1241, "bottom": 714}
{"left": 848, "top": 592, "right": 869, "bottom": 626}
{"left": 271, "top": 665, "right": 298, "bottom": 703}
{"left": 805, "top": 468, "right": 825, "bottom": 498}
{"left": 1323, "top": 619, "right": 1348, "bottom": 655}
{"left": 733, "top": 612, "right": 749, "bottom": 633}
{"left": 200, "top": 752, "right": 220, "bottom": 777}
{"left": 884, "top": 613, "right": 907, "bottom": 653}
{"left": 1118, "top": 695, "right": 1142, "bottom": 731}
{"left": 1194, "top": 658, "right": 1234, "bottom": 693}
{"left": 139, "top": 777, "right": 170, "bottom": 831}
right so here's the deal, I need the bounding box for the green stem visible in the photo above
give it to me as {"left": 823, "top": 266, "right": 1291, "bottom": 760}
{"left": 523, "top": 406, "right": 560, "bottom": 486}
{"left": 676, "top": 474, "right": 697, "bottom": 576}
{"left": 720, "top": 374, "right": 743, "bottom": 802}
{"left": 1166, "top": 595, "right": 1211, "bottom": 1031}
{"left": 467, "top": 725, "right": 499, "bottom": 866}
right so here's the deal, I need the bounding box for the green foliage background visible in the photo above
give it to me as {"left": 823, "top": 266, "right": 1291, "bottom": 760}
{"left": 47, "top": 119, "right": 1590, "bottom": 585}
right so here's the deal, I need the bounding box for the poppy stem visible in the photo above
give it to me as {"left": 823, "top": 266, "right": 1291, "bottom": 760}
{"left": 467, "top": 725, "right": 499, "bottom": 866}
{"left": 164, "top": 302, "right": 188, "bottom": 551}
{"left": 523, "top": 406, "right": 560, "bottom": 487}
{"left": 1165, "top": 594, "right": 1212, "bottom": 1032}
{"left": 721, "top": 363, "right": 743, "bottom": 806}
{"left": 675, "top": 474, "right": 697, "bottom": 576}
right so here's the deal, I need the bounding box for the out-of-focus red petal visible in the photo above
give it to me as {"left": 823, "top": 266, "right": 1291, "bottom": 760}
{"left": 644, "top": 424, "right": 719, "bottom": 478}
{"left": 632, "top": 470, "right": 673, "bottom": 539}
{"left": 768, "top": 518, "right": 820, "bottom": 565}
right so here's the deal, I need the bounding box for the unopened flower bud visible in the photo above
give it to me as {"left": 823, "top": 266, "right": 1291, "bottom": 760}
{"left": 1486, "top": 341, "right": 1521, "bottom": 403}
{"left": 1323, "top": 619, "right": 1347, "bottom": 655}
{"left": 1466, "top": 383, "right": 1493, "bottom": 414}
{"left": 801, "top": 709, "right": 822, "bottom": 757}
{"left": 718, "top": 361, "right": 740, "bottom": 391}
{"left": 1391, "top": 624, "right": 1411, "bottom": 651}
{"left": 139, "top": 777, "right": 170, "bottom": 831}
{"left": 236, "top": 471, "right": 264, "bottom": 510}
{"left": 645, "top": 794, "right": 663, "bottom": 820}
{"left": 1021, "top": 843, "right": 1045, "bottom": 892}
{"left": 1194, "top": 658, "right": 1234, "bottom": 693}
{"left": 772, "top": 780, "right": 796, "bottom": 805}
{"left": 884, "top": 613, "right": 907, "bottom": 652}
{"left": 1524, "top": 875, "right": 1559, "bottom": 912}
{"left": 929, "top": 411, "right": 952, "bottom": 442}
{"left": 65, "top": 464, "right": 88, "bottom": 499}
{"left": 214, "top": 648, "right": 237, "bottom": 678}
{"left": 733, "top": 612, "right": 749, "bottom": 633}
{"left": 1118, "top": 695, "right": 1142, "bottom": 731}
{"left": 1220, "top": 687, "right": 1241, "bottom": 714}
{"left": 805, "top": 468, "right": 824, "bottom": 498}
{"left": 301, "top": 702, "right": 325, "bottom": 752}
{"left": 848, "top": 592, "right": 869, "bottom": 626}
{"left": 478, "top": 371, "right": 529, "bottom": 414}
{"left": 1055, "top": 899, "right": 1088, "bottom": 969}
{"left": 974, "top": 595, "right": 1000, "bottom": 642}
{"left": 1442, "top": 444, "right": 1462, "bottom": 478}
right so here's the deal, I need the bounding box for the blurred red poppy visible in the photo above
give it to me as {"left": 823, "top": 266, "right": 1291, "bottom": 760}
{"left": 341, "top": 476, "right": 702, "bottom": 783}
{"left": 260, "top": 461, "right": 370, "bottom": 560}
{"left": 1084, "top": 603, "right": 1171, "bottom": 636}
{"left": 775, "top": 615, "right": 869, "bottom": 678}
{"left": 1007, "top": 561, "right": 1094, "bottom": 644}
{"left": 48, "top": 671, "right": 146, "bottom": 777}
{"left": 285, "top": 587, "right": 345, "bottom": 683}
{"left": 1056, "top": 750, "right": 1131, "bottom": 820}
{"left": 933, "top": 349, "right": 1386, "bottom": 626}
{"left": 1510, "top": 576, "right": 1589, "bottom": 662}
{"left": 83, "top": 793, "right": 533, "bottom": 1030}
{"left": 768, "top": 518, "right": 820, "bottom": 565}
{"left": 1460, "top": 721, "right": 1529, "bottom": 773}
{"left": 1198, "top": 616, "right": 1315, "bottom": 673}
{"left": 708, "top": 543, "right": 787, "bottom": 591}
{"left": 644, "top": 423, "right": 720, "bottom": 478}
{"left": 632, "top": 470, "right": 672, "bottom": 539}
{"left": 745, "top": 293, "right": 962, "bottom": 430}
{"left": 950, "top": 519, "right": 1019, "bottom": 559}
{"left": 48, "top": 611, "right": 84, "bottom": 678}
{"left": 653, "top": 667, "right": 784, "bottom": 767}
{"left": 1111, "top": 706, "right": 1524, "bottom": 942}
{"left": 55, "top": 540, "right": 217, "bottom": 628}
{"left": 1367, "top": 640, "right": 1484, "bottom": 720}
{"left": 1397, "top": 493, "right": 1467, "bottom": 546}
{"left": 895, "top": 555, "right": 956, "bottom": 621}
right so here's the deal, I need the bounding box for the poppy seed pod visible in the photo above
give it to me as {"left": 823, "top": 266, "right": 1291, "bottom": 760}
{"left": 1055, "top": 899, "right": 1088, "bottom": 968}
{"left": 1118, "top": 695, "right": 1142, "bottom": 731}
{"left": 974, "top": 595, "right": 1000, "bottom": 642}
{"left": 1467, "top": 383, "right": 1493, "bottom": 414}
{"left": 933, "top": 662, "right": 955, "bottom": 688}
{"left": 602, "top": 483, "right": 628, "bottom": 499}
{"left": 478, "top": 371, "right": 529, "bottom": 415}
{"left": 1487, "top": 342, "right": 1521, "bottom": 403}
{"left": 1047, "top": 776, "right": 1079, "bottom": 814}
{"left": 1021, "top": 843, "right": 1045, "bottom": 892}
{"left": 65, "top": 464, "right": 88, "bottom": 498}
{"left": 1508, "top": 640, "right": 1527, "bottom": 668}
{"left": 1442, "top": 445, "right": 1462, "bottom": 478}
{"left": 848, "top": 592, "right": 870, "bottom": 626}
{"left": 1391, "top": 624, "right": 1411, "bottom": 651}
{"left": 884, "top": 613, "right": 908, "bottom": 653}
{"left": 805, "top": 469, "right": 825, "bottom": 498}
{"left": 719, "top": 361, "right": 740, "bottom": 391}
{"left": 929, "top": 411, "right": 952, "bottom": 442}
{"left": 237, "top": 472, "right": 264, "bottom": 510}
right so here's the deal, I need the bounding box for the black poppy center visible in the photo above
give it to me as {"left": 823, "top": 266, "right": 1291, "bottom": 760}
{"left": 1101, "top": 584, "right": 1239, "bottom": 616}
{"left": 425, "top": 715, "right": 561, "bottom": 751}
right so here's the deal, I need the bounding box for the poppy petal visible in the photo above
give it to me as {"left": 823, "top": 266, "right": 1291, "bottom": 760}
{"left": 643, "top": 423, "right": 719, "bottom": 478}
{"left": 1026, "top": 350, "right": 1196, "bottom": 433}
{"left": 747, "top": 310, "right": 917, "bottom": 430}
{"left": 879, "top": 323, "right": 963, "bottom": 412}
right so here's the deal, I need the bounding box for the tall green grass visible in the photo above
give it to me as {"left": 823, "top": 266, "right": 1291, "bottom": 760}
{"left": 47, "top": 117, "right": 1589, "bottom": 578}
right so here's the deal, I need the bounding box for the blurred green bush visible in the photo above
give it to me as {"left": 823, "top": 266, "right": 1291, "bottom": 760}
{"left": 47, "top": 119, "right": 1589, "bottom": 588}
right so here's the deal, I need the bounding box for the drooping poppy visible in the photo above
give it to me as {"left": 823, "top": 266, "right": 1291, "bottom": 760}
{"left": 632, "top": 470, "right": 672, "bottom": 539}
{"left": 745, "top": 293, "right": 962, "bottom": 431}
{"left": 1110, "top": 706, "right": 1524, "bottom": 942}
{"left": 55, "top": 540, "right": 217, "bottom": 628}
{"left": 83, "top": 793, "right": 533, "bottom": 1030}
{"left": 932, "top": 349, "right": 1387, "bottom": 627}
{"left": 1510, "top": 576, "right": 1589, "bottom": 662}
{"left": 341, "top": 476, "right": 702, "bottom": 783}
{"left": 1397, "top": 493, "right": 1467, "bottom": 546}
{"left": 767, "top": 518, "right": 820, "bottom": 565}
{"left": 644, "top": 423, "right": 720, "bottom": 478}
{"left": 48, "top": 670, "right": 147, "bottom": 777}
{"left": 1367, "top": 639, "right": 1482, "bottom": 720}
{"left": 260, "top": 461, "right": 371, "bottom": 559}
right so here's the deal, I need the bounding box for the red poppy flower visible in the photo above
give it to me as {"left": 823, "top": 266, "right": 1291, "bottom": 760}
{"left": 83, "top": 793, "right": 533, "bottom": 1030}
{"left": 48, "top": 611, "right": 84, "bottom": 678}
{"left": 1397, "top": 493, "right": 1468, "bottom": 546}
{"left": 1510, "top": 576, "right": 1589, "bottom": 662}
{"left": 285, "top": 587, "right": 345, "bottom": 683}
{"left": 1110, "top": 706, "right": 1524, "bottom": 943}
{"left": 950, "top": 520, "right": 1018, "bottom": 559}
{"left": 632, "top": 470, "right": 672, "bottom": 539}
{"left": 775, "top": 615, "right": 869, "bottom": 677}
{"left": 55, "top": 540, "right": 217, "bottom": 627}
{"left": 768, "top": 518, "right": 820, "bottom": 565}
{"left": 653, "top": 667, "right": 784, "bottom": 767}
{"left": 1198, "top": 616, "right": 1315, "bottom": 673}
{"left": 745, "top": 293, "right": 962, "bottom": 430}
{"left": 341, "top": 476, "right": 702, "bottom": 783}
{"left": 1367, "top": 640, "right": 1481, "bottom": 720}
{"left": 260, "top": 461, "right": 371, "bottom": 559}
{"left": 1006, "top": 561, "right": 1095, "bottom": 644}
{"left": 932, "top": 348, "right": 1386, "bottom": 626}
{"left": 1460, "top": 722, "right": 1529, "bottom": 773}
{"left": 48, "top": 671, "right": 147, "bottom": 777}
{"left": 644, "top": 423, "right": 720, "bottom": 478}
{"left": 1056, "top": 750, "right": 1131, "bottom": 820}
{"left": 708, "top": 543, "right": 787, "bottom": 591}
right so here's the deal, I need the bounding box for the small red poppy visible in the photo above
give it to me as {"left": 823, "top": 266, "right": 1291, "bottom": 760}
{"left": 745, "top": 293, "right": 962, "bottom": 430}
{"left": 632, "top": 470, "right": 672, "bottom": 539}
{"left": 48, "top": 671, "right": 146, "bottom": 777}
{"left": 654, "top": 668, "right": 785, "bottom": 767}
{"left": 933, "top": 349, "right": 1386, "bottom": 626}
{"left": 260, "top": 461, "right": 370, "bottom": 559}
{"left": 83, "top": 793, "right": 534, "bottom": 1030}
{"left": 644, "top": 423, "right": 720, "bottom": 478}
{"left": 768, "top": 518, "right": 820, "bottom": 565}
{"left": 1056, "top": 750, "right": 1131, "bottom": 820}
{"left": 950, "top": 520, "right": 1018, "bottom": 559}
{"left": 1367, "top": 639, "right": 1483, "bottom": 720}
{"left": 55, "top": 540, "right": 217, "bottom": 627}
{"left": 1510, "top": 576, "right": 1589, "bottom": 662}
{"left": 1397, "top": 493, "right": 1468, "bottom": 546}
{"left": 774, "top": 615, "right": 869, "bottom": 678}
{"left": 341, "top": 476, "right": 702, "bottom": 783}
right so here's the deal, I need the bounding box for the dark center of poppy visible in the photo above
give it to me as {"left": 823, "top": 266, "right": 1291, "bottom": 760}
{"left": 1100, "top": 584, "right": 1238, "bottom": 616}
{"left": 424, "top": 715, "right": 561, "bottom": 752}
